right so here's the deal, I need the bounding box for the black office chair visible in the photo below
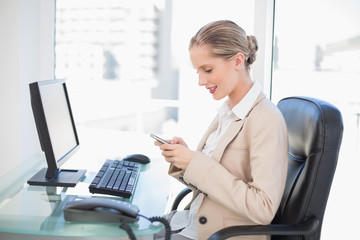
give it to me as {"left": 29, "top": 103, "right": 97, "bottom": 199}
{"left": 171, "top": 96, "right": 343, "bottom": 240}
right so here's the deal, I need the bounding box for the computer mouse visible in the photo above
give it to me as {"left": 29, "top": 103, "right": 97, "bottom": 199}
{"left": 123, "top": 154, "right": 150, "bottom": 164}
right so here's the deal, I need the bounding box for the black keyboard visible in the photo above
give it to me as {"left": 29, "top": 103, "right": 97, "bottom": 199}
{"left": 89, "top": 159, "right": 141, "bottom": 198}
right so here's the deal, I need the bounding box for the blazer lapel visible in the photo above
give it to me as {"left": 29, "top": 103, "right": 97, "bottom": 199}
{"left": 195, "top": 115, "right": 245, "bottom": 163}
{"left": 211, "top": 118, "right": 244, "bottom": 162}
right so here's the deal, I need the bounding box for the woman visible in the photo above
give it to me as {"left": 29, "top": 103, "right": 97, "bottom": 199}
{"left": 154, "top": 20, "right": 288, "bottom": 240}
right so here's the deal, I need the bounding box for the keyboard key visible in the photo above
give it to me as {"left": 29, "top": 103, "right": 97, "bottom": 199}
{"left": 92, "top": 177, "right": 101, "bottom": 185}
{"left": 119, "top": 172, "right": 131, "bottom": 191}
{"left": 107, "top": 169, "right": 121, "bottom": 189}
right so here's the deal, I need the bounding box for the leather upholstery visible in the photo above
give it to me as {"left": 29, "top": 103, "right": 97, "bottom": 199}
{"left": 271, "top": 97, "right": 343, "bottom": 240}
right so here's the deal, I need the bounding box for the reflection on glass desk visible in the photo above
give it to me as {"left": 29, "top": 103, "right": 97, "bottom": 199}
{"left": 0, "top": 152, "right": 170, "bottom": 240}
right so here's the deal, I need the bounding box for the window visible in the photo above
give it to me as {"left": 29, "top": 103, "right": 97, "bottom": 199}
{"left": 55, "top": 0, "right": 162, "bottom": 134}
{"left": 271, "top": 0, "right": 360, "bottom": 238}
{"left": 55, "top": 0, "right": 256, "bottom": 149}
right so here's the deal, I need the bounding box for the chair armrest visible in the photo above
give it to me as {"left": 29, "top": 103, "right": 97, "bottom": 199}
{"left": 208, "top": 217, "right": 319, "bottom": 240}
{"left": 171, "top": 187, "right": 192, "bottom": 211}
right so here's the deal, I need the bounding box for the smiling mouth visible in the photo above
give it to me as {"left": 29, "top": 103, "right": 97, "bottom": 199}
{"left": 208, "top": 86, "right": 217, "bottom": 94}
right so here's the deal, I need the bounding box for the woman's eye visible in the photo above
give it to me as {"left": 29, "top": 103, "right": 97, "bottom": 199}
{"left": 205, "top": 69, "right": 213, "bottom": 73}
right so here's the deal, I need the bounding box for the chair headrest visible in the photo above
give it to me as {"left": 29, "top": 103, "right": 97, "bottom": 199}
{"left": 277, "top": 97, "right": 343, "bottom": 160}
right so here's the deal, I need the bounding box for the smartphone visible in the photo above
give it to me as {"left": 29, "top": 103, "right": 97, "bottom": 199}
{"left": 150, "top": 133, "right": 170, "bottom": 144}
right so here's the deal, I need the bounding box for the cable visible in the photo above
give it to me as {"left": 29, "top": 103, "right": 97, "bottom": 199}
{"left": 119, "top": 223, "right": 137, "bottom": 240}
{"left": 139, "top": 214, "right": 172, "bottom": 240}
{"left": 149, "top": 216, "right": 171, "bottom": 240}
{"left": 118, "top": 214, "right": 171, "bottom": 240}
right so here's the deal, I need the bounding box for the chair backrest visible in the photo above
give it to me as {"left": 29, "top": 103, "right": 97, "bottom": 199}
{"left": 273, "top": 97, "right": 343, "bottom": 240}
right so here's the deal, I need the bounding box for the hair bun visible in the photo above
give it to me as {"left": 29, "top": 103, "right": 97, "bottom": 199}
{"left": 247, "top": 35, "right": 258, "bottom": 65}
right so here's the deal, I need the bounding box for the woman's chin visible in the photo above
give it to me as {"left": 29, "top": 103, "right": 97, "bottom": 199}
{"left": 212, "top": 94, "right": 225, "bottom": 101}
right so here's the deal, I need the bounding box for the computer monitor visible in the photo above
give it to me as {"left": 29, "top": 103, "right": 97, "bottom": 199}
{"left": 27, "top": 79, "right": 86, "bottom": 187}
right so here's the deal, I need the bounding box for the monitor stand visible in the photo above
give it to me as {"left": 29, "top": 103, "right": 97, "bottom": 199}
{"left": 28, "top": 168, "right": 86, "bottom": 187}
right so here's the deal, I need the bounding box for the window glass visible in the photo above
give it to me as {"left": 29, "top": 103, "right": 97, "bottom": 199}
{"left": 55, "top": 0, "right": 255, "bottom": 148}
{"left": 272, "top": 0, "right": 360, "bottom": 238}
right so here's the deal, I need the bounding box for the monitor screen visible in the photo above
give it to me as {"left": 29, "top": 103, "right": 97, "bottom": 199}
{"left": 27, "top": 79, "right": 86, "bottom": 187}
{"left": 39, "top": 81, "right": 78, "bottom": 164}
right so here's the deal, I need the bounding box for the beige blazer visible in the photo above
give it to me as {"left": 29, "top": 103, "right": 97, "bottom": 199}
{"left": 169, "top": 93, "right": 288, "bottom": 240}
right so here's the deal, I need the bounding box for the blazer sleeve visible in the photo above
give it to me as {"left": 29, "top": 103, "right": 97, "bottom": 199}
{"left": 181, "top": 100, "right": 288, "bottom": 225}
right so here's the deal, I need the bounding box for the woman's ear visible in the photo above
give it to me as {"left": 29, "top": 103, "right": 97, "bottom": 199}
{"left": 234, "top": 52, "right": 245, "bottom": 70}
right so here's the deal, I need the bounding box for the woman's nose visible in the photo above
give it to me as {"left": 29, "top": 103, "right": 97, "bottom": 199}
{"left": 198, "top": 74, "right": 207, "bottom": 86}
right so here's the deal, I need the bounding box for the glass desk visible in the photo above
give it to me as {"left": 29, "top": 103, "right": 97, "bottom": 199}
{"left": 0, "top": 151, "right": 170, "bottom": 240}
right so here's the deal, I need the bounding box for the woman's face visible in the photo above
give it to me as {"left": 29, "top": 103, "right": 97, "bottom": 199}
{"left": 190, "top": 44, "right": 241, "bottom": 102}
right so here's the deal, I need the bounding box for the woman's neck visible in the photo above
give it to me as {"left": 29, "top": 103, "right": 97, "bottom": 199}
{"left": 228, "top": 75, "right": 253, "bottom": 109}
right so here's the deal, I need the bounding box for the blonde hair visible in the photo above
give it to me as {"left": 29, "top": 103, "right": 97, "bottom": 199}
{"left": 189, "top": 20, "right": 258, "bottom": 69}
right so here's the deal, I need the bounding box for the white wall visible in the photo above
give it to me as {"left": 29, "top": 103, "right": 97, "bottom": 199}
{"left": 0, "top": 0, "right": 55, "bottom": 178}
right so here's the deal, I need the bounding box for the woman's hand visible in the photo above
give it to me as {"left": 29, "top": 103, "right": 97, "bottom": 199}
{"left": 154, "top": 136, "right": 195, "bottom": 170}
